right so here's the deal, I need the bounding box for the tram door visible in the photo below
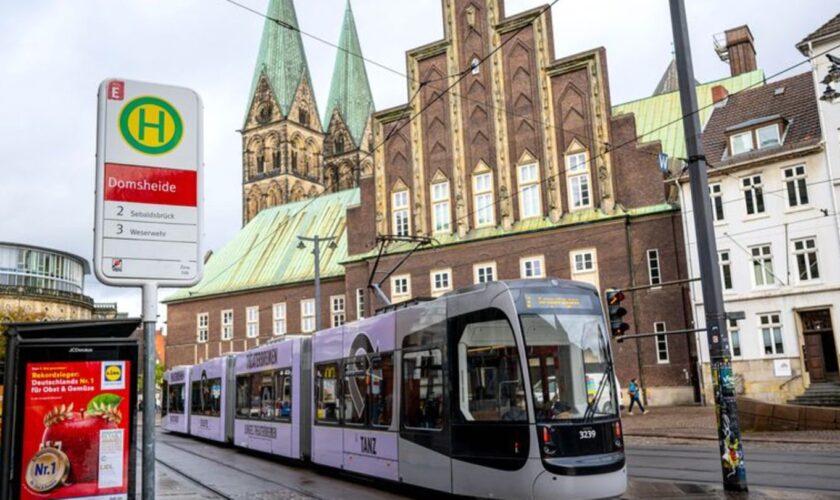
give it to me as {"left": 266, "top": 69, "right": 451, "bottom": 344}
{"left": 398, "top": 305, "right": 452, "bottom": 493}
{"left": 449, "top": 309, "right": 530, "bottom": 494}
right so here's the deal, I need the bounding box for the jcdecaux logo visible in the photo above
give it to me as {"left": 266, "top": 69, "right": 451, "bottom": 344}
{"left": 119, "top": 96, "right": 183, "bottom": 155}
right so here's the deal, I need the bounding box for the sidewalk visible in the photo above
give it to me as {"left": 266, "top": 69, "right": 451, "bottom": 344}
{"left": 622, "top": 405, "right": 840, "bottom": 445}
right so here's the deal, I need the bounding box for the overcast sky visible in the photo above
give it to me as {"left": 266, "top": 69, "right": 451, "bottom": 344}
{"left": 1, "top": 0, "right": 836, "bottom": 325}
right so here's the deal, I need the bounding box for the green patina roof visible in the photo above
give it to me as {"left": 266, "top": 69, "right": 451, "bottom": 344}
{"left": 244, "top": 0, "right": 315, "bottom": 124}
{"left": 612, "top": 69, "right": 765, "bottom": 160}
{"left": 165, "top": 189, "right": 360, "bottom": 303}
{"left": 324, "top": 0, "right": 374, "bottom": 146}
{"left": 343, "top": 203, "right": 678, "bottom": 264}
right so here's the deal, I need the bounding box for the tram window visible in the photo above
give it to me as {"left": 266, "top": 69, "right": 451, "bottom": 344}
{"left": 371, "top": 355, "right": 394, "bottom": 428}
{"left": 402, "top": 349, "right": 444, "bottom": 430}
{"left": 161, "top": 381, "right": 169, "bottom": 416}
{"left": 167, "top": 383, "right": 185, "bottom": 414}
{"left": 453, "top": 309, "right": 526, "bottom": 422}
{"left": 235, "top": 375, "right": 252, "bottom": 417}
{"left": 343, "top": 358, "right": 368, "bottom": 426}
{"left": 274, "top": 368, "right": 292, "bottom": 421}
{"left": 315, "top": 362, "right": 340, "bottom": 424}
{"left": 191, "top": 377, "right": 223, "bottom": 417}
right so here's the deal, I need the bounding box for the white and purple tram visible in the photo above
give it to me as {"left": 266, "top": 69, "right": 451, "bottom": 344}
{"left": 161, "top": 365, "right": 191, "bottom": 434}
{"left": 188, "top": 354, "right": 235, "bottom": 443}
{"left": 162, "top": 279, "right": 626, "bottom": 499}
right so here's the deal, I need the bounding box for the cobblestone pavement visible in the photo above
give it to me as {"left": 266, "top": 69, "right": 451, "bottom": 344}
{"left": 622, "top": 405, "right": 840, "bottom": 449}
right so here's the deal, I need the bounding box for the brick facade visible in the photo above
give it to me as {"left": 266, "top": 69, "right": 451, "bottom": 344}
{"left": 166, "top": 0, "right": 698, "bottom": 404}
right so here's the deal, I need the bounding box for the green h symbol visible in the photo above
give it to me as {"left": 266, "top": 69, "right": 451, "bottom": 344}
{"left": 138, "top": 107, "right": 166, "bottom": 142}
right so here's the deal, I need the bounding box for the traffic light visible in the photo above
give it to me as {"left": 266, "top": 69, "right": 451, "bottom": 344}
{"left": 605, "top": 289, "right": 629, "bottom": 337}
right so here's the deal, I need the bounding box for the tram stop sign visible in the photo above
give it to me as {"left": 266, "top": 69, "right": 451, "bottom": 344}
{"left": 93, "top": 79, "right": 203, "bottom": 287}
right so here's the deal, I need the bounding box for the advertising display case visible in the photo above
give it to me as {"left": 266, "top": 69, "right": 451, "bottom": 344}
{"left": 0, "top": 319, "right": 140, "bottom": 500}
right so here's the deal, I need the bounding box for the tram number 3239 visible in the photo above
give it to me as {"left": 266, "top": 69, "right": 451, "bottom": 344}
{"left": 579, "top": 429, "right": 597, "bottom": 440}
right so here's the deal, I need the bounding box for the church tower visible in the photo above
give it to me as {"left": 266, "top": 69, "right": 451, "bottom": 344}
{"left": 322, "top": 0, "right": 375, "bottom": 193}
{"left": 241, "top": 0, "right": 324, "bottom": 224}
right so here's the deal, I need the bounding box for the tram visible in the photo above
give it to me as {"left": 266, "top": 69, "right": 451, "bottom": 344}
{"left": 161, "top": 365, "right": 191, "bottom": 434}
{"left": 163, "top": 279, "right": 626, "bottom": 499}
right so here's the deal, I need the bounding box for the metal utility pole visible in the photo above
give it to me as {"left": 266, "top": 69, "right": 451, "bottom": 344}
{"left": 668, "top": 0, "right": 748, "bottom": 491}
{"left": 298, "top": 235, "right": 336, "bottom": 331}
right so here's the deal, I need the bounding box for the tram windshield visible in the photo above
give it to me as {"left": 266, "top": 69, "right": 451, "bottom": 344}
{"left": 521, "top": 312, "right": 617, "bottom": 422}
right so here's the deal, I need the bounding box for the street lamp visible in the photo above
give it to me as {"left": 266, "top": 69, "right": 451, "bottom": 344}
{"left": 297, "top": 235, "right": 336, "bottom": 332}
{"left": 819, "top": 54, "right": 840, "bottom": 103}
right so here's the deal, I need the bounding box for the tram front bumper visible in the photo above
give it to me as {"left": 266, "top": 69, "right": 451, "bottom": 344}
{"left": 531, "top": 464, "right": 627, "bottom": 500}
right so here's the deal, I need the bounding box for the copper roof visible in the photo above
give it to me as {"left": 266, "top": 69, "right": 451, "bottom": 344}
{"left": 701, "top": 72, "right": 821, "bottom": 168}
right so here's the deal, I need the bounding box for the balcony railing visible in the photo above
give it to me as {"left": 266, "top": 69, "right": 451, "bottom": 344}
{"left": 0, "top": 284, "right": 94, "bottom": 307}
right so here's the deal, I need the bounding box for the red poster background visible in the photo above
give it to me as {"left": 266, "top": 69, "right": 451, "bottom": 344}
{"left": 20, "top": 361, "right": 131, "bottom": 499}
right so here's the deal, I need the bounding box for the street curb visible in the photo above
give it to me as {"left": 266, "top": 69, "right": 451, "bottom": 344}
{"left": 625, "top": 431, "right": 838, "bottom": 444}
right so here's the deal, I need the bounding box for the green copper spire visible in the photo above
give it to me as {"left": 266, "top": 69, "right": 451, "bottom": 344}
{"left": 324, "top": 0, "right": 374, "bottom": 146}
{"left": 244, "top": 0, "right": 315, "bottom": 123}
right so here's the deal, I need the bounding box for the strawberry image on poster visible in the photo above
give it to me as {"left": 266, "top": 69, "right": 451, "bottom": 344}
{"left": 20, "top": 361, "right": 131, "bottom": 500}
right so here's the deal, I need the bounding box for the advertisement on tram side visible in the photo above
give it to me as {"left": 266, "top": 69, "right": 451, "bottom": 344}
{"left": 19, "top": 360, "right": 132, "bottom": 500}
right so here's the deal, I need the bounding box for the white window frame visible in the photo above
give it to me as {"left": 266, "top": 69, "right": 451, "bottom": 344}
{"left": 246, "top": 306, "right": 259, "bottom": 338}
{"left": 473, "top": 262, "right": 497, "bottom": 284}
{"left": 520, "top": 255, "right": 545, "bottom": 279}
{"left": 517, "top": 162, "right": 542, "bottom": 219}
{"left": 749, "top": 244, "right": 775, "bottom": 288}
{"left": 571, "top": 250, "right": 595, "bottom": 274}
{"left": 727, "top": 318, "right": 741, "bottom": 358}
{"left": 392, "top": 190, "right": 410, "bottom": 237}
{"left": 742, "top": 174, "right": 765, "bottom": 216}
{"left": 730, "top": 131, "right": 754, "bottom": 155}
{"left": 793, "top": 237, "right": 820, "bottom": 282}
{"left": 197, "top": 312, "right": 209, "bottom": 343}
{"left": 710, "top": 183, "right": 725, "bottom": 222}
{"left": 782, "top": 165, "right": 809, "bottom": 208}
{"left": 473, "top": 172, "right": 495, "bottom": 227}
{"left": 431, "top": 181, "right": 451, "bottom": 233}
{"left": 756, "top": 124, "right": 781, "bottom": 149}
{"left": 647, "top": 249, "right": 661, "bottom": 287}
{"left": 391, "top": 274, "right": 411, "bottom": 302}
{"left": 654, "top": 322, "right": 669, "bottom": 363}
{"left": 301, "top": 299, "right": 316, "bottom": 333}
{"left": 355, "top": 288, "right": 365, "bottom": 320}
{"left": 566, "top": 152, "right": 591, "bottom": 210}
{"left": 221, "top": 309, "right": 234, "bottom": 341}
{"left": 719, "top": 250, "right": 733, "bottom": 291}
{"left": 759, "top": 312, "right": 784, "bottom": 356}
{"left": 430, "top": 268, "right": 453, "bottom": 297}
{"left": 272, "top": 302, "right": 287, "bottom": 336}
{"left": 330, "top": 295, "right": 346, "bottom": 328}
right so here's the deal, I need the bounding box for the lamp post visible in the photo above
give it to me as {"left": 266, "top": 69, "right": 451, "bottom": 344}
{"left": 297, "top": 235, "right": 337, "bottom": 332}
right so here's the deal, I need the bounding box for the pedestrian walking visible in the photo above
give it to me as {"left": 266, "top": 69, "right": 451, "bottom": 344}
{"left": 627, "top": 378, "right": 648, "bottom": 415}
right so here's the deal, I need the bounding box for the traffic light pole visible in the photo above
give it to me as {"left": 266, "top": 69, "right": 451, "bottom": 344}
{"left": 669, "top": 0, "right": 748, "bottom": 491}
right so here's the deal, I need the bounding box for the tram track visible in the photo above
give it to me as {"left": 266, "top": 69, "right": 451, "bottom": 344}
{"left": 157, "top": 438, "right": 328, "bottom": 500}
{"left": 154, "top": 455, "right": 234, "bottom": 499}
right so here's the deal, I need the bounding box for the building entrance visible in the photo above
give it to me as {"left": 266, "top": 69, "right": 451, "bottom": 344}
{"left": 800, "top": 309, "right": 839, "bottom": 382}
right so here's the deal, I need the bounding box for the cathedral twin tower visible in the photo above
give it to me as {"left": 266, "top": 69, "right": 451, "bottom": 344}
{"left": 241, "top": 0, "right": 374, "bottom": 224}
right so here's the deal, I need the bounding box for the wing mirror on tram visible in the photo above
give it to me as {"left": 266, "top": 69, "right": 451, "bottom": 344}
{"left": 605, "top": 289, "right": 629, "bottom": 337}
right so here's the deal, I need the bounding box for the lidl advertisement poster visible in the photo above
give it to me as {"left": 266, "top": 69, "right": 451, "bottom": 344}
{"left": 20, "top": 360, "right": 131, "bottom": 500}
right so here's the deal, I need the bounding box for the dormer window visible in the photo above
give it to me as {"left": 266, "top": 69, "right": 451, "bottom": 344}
{"left": 756, "top": 124, "right": 780, "bottom": 148}
{"left": 726, "top": 117, "right": 783, "bottom": 157}
{"left": 729, "top": 131, "right": 753, "bottom": 155}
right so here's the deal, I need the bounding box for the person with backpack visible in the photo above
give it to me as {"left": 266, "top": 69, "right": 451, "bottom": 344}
{"left": 627, "top": 378, "right": 649, "bottom": 415}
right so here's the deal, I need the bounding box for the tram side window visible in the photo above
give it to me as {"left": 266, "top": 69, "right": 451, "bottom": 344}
{"left": 403, "top": 349, "right": 444, "bottom": 430}
{"left": 167, "top": 383, "right": 185, "bottom": 415}
{"left": 343, "top": 358, "right": 368, "bottom": 426}
{"left": 191, "top": 377, "right": 222, "bottom": 417}
{"left": 161, "top": 381, "right": 169, "bottom": 416}
{"left": 454, "top": 309, "right": 526, "bottom": 422}
{"left": 274, "top": 368, "right": 292, "bottom": 421}
{"left": 371, "top": 355, "right": 394, "bottom": 428}
{"left": 315, "top": 362, "right": 340, "bottom": 424}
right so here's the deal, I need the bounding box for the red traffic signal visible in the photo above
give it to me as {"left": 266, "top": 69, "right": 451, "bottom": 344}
{"left": 605, "top": 289, "right": 630, "bottom": 337}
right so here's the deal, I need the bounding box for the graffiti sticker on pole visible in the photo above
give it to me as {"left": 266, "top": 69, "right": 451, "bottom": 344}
{"left": 94, "top": 79, "right": 204, "bottom": 286}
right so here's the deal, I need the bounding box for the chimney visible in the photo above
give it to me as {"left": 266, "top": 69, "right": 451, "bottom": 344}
{"left": 722, "top": 25, "right": 757, "bottom": 76}
{"left": 711, "top": 85, "right": 729, "bottom": 104}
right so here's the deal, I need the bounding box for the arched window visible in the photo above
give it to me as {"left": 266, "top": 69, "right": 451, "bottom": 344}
{"left": 517, "top": 162, "right": 542, "bottom": 219}
{"left": 335, "top": 135, "right": 345, "bottom": 154}
{"left": 256, "top": 155, "right": 265, "bottom": 174}
{"left": 473, "top": 170, "right": 495, "bottom": 227}
{"left": 392, "top": 190, "right": 410, "bottom": 236}
{"left": 290, "top": 150, "right": 298, "bottom": 173}
{"left": 566, "top": 149, "right": 591, "bottom": 210}
{"left": 272, "top": 150, "right": 281, "bottom": 170}
{"left": 431, "top": 180, "right": 451, "bottom": 233}
{"left": 299, "top": 108, "right": 309, "bottom": 127}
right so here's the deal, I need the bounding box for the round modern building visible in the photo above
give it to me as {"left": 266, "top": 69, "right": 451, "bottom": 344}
{"left": 0, "top": 242, "right": 116, "bottom": 320}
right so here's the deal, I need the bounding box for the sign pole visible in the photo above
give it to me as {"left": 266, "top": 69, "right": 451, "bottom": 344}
{"left": 141, "top": 283, "right": 158, "bottom": 499}
{"left": 668, "top": 0, "right": 748, "bottom": 491}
